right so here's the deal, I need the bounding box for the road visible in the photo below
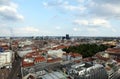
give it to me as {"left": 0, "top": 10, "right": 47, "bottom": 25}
{"left": 7, "top": 58, "right": 21, "bottom": 79}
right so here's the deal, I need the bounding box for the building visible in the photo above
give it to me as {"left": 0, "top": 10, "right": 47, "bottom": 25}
{"left": 47, "top": 49, "right": 66, "bottom": 58}
{"left": 66, "top": 34, "right": 70, "bottom": 40}
{"left": 62, "top": 53, "right": 82, "bottom": 62}
{"left": 18, "top": 40, "right": 33, "bottom": 47}
{"left": 67, "top": 62, "right": 108, "bottom": 79}
{"left": 21, "top": 52, "right": 47, "bottom": 77}
{"left": 105, "top": 48, "right": 120, "bottom": 62}
{"left": 41, "top": 71, "right": 67, "bottom": 79}
{"left": 0, "top": 50, "right": 14, "bottom": 68}
{"left": 17, "top": 47, "right": 37, "bottom": 57}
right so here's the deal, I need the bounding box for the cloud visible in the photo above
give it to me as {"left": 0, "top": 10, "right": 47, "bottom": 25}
{"left": 14, "top": 27, "right": 39, "bottom": 35}
{"left": 0, "top": 0, "right": 24, "bottom": 22}
{"left": 87, "top": 28, "right": 98, "bottom": 32}
{"left": 0, "top": 26, "right": 39, "bottom": 36}
{"left": 43, "top": 0, "right": 65, "bottom": 7}
{"left": 13, "top": 26, "right": 52, "bottom": 36}
{"left": 43, "top": 0, "right": 120, "bottom": 20}
{"left": 87, "top": 0, "right": 120, "bottom": 19}
{"left": 73, "top": 18, "right": 111, "bottom": 28}
{"left": 64, "top": 4, "right": 86, "bottom": 11}
{"left": 0, "top": 26, "right": 11, "bottom": 36}
{"left": 55, "top": 26, "right": 61, "bottom": 30}
{"left": 86, "top": 28, "right": 101, "bottom": 36}
{"left": 77, "top": 0, "right": 85, "bottom": 3}
{"left": 0, "top": 24, "right": 53, "bottom": 36}
{"left": 73, "top": 27, "right": 81, "bottom": 32}
{"left": 0, "top": 0, "right": 9, "bottom": 5}
{"left": 43, "top": 0, "right": 86, "bottom": 12}
{"left": 42, "top": 0, "right": 120, "bottom": 36}
{"left": 93, "top": 0, "right": 120, "bottom": 5}
{"left": 111, "top": 28, "right": 117, "bottom": 33}
{"left": 74, "top": 19, "right": 88, "bottom": 26}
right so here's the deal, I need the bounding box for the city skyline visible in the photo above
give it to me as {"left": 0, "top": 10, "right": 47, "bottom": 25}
{"left": 0, "top": 0, "right": 120, "bottom": 36}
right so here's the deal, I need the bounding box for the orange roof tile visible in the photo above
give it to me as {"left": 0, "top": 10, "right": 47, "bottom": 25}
{"left": 83, "top": 57, "right": 94, "bottom": 62}
{"left": 106, "top": 48, "right": 120, "bottom": 54}
{"left": 52, "top": 45, "right": 68, "bottom": 50}
{"left": 63, "top": 53, "right": 82, "bottom": 58}
{"left": 95, "top": 54, "right": 109, "bottom": 61}
{"left": 25, "top": 52, "right": 40, "bottom": 58}
{"left": 71, "top": 53, "right": 82, "bottom": 58}
{"left": 74, "top": 60, "right": 81, "bottom": 63}
{"left": 34, "top": 56, "right": 46, "bottom": 62}
{"left": 22, "top": 59, "right": 34, "bottom": 67}
{"left": 47, "top": 58, "right": 62, "bottom": 63}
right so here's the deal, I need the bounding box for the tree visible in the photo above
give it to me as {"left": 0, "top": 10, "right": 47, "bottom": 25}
{"left": 62, "top": 44, "right": 109, "bottom": 58}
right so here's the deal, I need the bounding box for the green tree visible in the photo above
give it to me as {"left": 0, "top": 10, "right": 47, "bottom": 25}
{"left": 62, "top": 44, "right": 109, "bottom": 58}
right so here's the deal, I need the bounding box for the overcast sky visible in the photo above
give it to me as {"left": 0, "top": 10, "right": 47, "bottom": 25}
{"left": 0, "top": 0, "right": 120, "bottom": 36}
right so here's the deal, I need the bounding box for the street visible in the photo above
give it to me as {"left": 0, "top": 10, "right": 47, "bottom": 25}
{"left": 7, "top": 58, "right": 21, "bottom": 79}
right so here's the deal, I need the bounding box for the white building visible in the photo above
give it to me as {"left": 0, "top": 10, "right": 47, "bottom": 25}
{"left": 17, "top": 50, "right": 33, "bottom": 58}
{"left": 19, "top": 40, "right": 33, "bottom": 47}
{"left": 17, "top": 47, "right": 35, "bottom": 57}
{"left": 0, "top": 51, "right": 14, "bottom": 68}
{"left": 47, "top": 49, "right": 65, "bottom": 58}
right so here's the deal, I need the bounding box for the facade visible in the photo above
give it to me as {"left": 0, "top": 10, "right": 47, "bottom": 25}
{"left": 0, "top": 51, "right": 14, "bottom": 68}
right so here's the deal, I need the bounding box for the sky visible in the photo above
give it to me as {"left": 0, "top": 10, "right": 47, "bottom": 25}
{"left": 0, "top": 0, "right": 120, "bottom": 37}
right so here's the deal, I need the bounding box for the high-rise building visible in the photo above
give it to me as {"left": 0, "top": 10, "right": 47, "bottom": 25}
{"left": 66, "top": 34, "right": 70, "bottom": 40}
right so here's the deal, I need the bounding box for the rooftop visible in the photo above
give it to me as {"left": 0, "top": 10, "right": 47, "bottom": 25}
{"left": 106, "top": 48, "right": 120, "bottom": 54}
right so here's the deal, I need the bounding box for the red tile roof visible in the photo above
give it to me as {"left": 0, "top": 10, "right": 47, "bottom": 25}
{"left": 22, "top": 59, "right": 34, "bottom": 67}
{"left": 34, "top": 56, "right": 46, "bottom": 62}
{"left": 25, "top": 52, "right": 40, "bottom": 58}
{"left": 74, "top": 60, "right": 81, "bottom": 63}
{"left": 83, "top": 57, "right": 94, "bottom": 62}
{"left": 106, "top": 48, "right": 120, "bottom": 54}
{"left": 95, "top": 54, "right": 109, "bottom": 61}
{"left": 63, "top": 53, "right": 82, "bottom": 58}
{"left": 52, "top": 45, "right": 68, "bottom": 50}
{"left": 22, "top": 52, "right": 46, "bottom": 67}
{"left": 0, "top": 45, "right": 9, "bottom": 50}
{"left": 47, "top": 58, "right": 62, "bottom": 63}
{"left": 71, "top": 53, "right": 82, "bottom": 58}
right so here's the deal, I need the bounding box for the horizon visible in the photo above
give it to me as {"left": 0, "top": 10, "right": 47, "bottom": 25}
{"left": 1, "top": 35, "right": 120, "bottom": 37}
{"left": 0, "top": 0, "right": 120, "bottom": 36}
